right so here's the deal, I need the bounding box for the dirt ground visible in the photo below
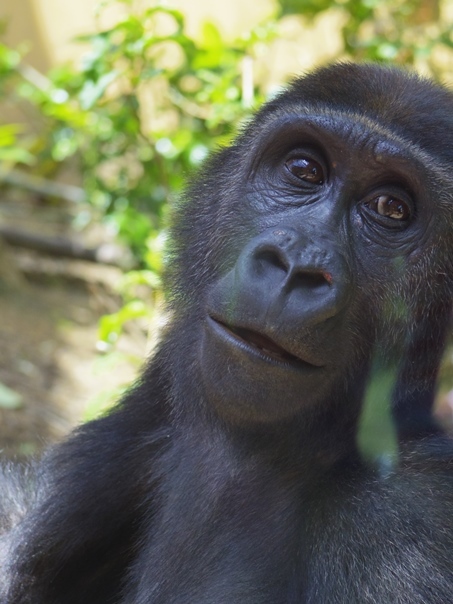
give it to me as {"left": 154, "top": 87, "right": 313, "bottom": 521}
{"left": 0, "top": 247, "right": 146, "bottom": 458}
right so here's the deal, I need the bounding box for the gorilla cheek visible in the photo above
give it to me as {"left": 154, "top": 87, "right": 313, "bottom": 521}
{"left": 199, "top": 317, "right": 328, "bottom": 424}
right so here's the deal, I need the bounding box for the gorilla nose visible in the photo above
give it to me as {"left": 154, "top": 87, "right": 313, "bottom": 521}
{"left": 235, "top": 227, "right": 351, "bottom": 325}
{"left": 253, "top": 235, "right": 333, "bottom": 290}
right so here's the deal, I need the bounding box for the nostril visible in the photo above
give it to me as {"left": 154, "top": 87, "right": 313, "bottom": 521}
{"left": 292, "top": 270, "right": 332, "bottom": 289}
{"left": 253, "top": 247, "right": 334, "bottom": 289}
{"left": 254, "top": 249, "right": 288, "bottom": 277}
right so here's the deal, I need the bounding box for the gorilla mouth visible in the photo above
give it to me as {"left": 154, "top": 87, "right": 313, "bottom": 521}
{"left": 211, "top": 317, "right": 314, "bottom": 367}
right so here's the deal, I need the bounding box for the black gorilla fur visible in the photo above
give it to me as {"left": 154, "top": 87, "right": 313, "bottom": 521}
{"left": 1, "top": 63, "right": 453, "bottom": 603}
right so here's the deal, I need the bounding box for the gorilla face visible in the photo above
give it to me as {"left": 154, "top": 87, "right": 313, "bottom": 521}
{"left": 195, "top": 110, "right": 451, "bottom": 423}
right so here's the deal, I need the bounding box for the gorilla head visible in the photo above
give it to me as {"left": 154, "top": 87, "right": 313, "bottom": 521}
{"left": 166, "top": 64, "right": 453, "bottom": 428}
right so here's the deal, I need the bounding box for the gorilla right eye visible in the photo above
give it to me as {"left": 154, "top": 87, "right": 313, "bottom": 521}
{"left": 365, "top": 194, "right": 411, "bottom": 221}
{"left": 285, "top": 156, "right": 324, "bottom": 184}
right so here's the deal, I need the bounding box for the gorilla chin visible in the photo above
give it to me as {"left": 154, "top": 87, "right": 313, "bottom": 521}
{"left": 201, "top": 315, "right": 329, "bottom": 423}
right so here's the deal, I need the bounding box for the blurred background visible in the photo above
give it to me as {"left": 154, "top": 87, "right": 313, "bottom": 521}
{"left": 0, "top": 0, "right": 452, "bottom": 457}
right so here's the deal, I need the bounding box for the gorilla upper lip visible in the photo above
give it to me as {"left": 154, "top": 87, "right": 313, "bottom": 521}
{"left": 209, "top": 316, "right": 322, "bottom": 369}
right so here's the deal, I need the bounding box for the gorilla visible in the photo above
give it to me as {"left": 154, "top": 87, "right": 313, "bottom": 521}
{"left": 1, "top": 63, "right": 453, "bottom": 604}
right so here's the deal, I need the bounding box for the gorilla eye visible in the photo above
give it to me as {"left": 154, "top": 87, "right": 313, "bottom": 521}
{"left": 285, "top": 157, "right": 324, "bottom": 185}
{"left": 365, "top": 195, "right": 410, "bottom": 221}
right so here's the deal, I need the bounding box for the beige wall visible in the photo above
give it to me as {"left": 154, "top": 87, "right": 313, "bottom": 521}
{"left": 0, "top": 0, "right": 94, "bottom": 70}
{"left": 0, "top": 0, "right": 342, "bottom": 86}
{"left": 1, "top": 0, "right": 49, "bottom": 71}
{"left": 0, "top": 0, "right": 275, "bottom": 71}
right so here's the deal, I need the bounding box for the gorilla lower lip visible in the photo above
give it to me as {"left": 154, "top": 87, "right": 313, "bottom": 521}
{"left": 210, "top": 317, "right": 315, "bottom": 368}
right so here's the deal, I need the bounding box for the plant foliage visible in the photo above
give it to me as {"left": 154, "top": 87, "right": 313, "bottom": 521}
{"left": 0, "top": 0, "right": 452, "bottom": 353}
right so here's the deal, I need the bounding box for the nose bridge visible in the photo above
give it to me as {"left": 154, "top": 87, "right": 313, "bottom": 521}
{"left": 267, "top": 225, "right": 342, "bottom": 279}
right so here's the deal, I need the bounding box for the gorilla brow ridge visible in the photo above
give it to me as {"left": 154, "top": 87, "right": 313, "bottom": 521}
{"left": 252, "top": 105, "right": 453, "bottom": 190}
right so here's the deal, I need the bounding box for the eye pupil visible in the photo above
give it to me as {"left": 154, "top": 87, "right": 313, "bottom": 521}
{"left": 286, "top": 157, "right": 324, "bottom": 184}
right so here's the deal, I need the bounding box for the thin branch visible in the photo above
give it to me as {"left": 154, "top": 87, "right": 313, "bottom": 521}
{"left": 0, "top": 169, "right": 86, "bottom": 204}
{"left": 0, "top": 225, "right": 132, "bottom": 267}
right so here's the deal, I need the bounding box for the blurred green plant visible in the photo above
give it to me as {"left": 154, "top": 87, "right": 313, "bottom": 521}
{"left": 0, "top": 0, "right": 278, "bottom": 350}
{"left": 0, "top": 2, "right": 275, "bottom": 258}
{"left": 0, "top": 0, "right": 452, "bottom": 360}
{"left": 280, "top": 0, "right": 453, "bottom": 70}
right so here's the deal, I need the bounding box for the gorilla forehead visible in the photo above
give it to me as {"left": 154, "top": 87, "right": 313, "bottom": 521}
{"left": 256, "top": 63, "right": 453, "bottom": 166}
{"left": 245, "top": 112, "right": 432, "bottom": 170}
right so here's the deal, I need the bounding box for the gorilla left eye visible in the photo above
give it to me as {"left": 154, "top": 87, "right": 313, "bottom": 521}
{"left": 285, "top": 157, "right": 324, "bottom": 184}
{"left": 365, "top": 195, "right": 410, "bottom": 221}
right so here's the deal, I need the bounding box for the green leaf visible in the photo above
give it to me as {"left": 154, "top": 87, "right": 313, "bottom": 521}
{"left": 0, "top": 147, "right": 35, "bottom": 164}
{"left": 200, "top": 22, "right": 223, "bottom": 50}
{"left": 0, "top": 43, "right": 21, "bottom": 72}
{"left": 0, "top": 123, "right": 24, "bottom": 146}
{"left": 98, "top": 300, "right": 149, "bottom": 344}
{"left": 79, "top": 70, "right": 119, "bottom": 109}
{"left": 0, "top": 382, "right": 23, "bottom": 409}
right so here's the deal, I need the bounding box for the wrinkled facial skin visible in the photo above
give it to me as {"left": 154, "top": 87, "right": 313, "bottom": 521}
{"left": 193, "top": 111, "right": 451, "bottom": 425}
